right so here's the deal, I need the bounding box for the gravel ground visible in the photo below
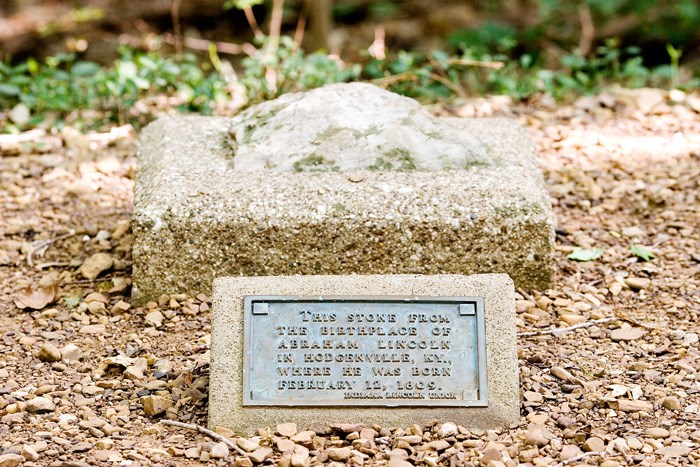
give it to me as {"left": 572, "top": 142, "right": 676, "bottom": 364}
{"left": 0, "top": 88, "right": 698, "bottom": 466}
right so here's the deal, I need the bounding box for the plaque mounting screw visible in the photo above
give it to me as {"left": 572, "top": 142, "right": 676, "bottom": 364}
{"left": 459, "top": 302, "right": 476, "bottom": 316}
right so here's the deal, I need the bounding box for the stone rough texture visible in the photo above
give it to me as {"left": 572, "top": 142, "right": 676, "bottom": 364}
{"left": 209, "top": 274, "right": 519, "bottom": 434}
{"left": 227, "top": 82, "right": 489, "bottom": 171}
{"left": 133, "top": 84, "right": 554, "bottom": 303}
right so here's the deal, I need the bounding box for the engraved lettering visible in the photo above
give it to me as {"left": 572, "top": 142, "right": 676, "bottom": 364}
{"left": 411, "top": 367, "right": 452, "bottom": 377}
{"left": 299, "top": 310, "right": 336, "bottom": 322}
{"left": 377, "top": 340, "right": 450, "bottom": 350}
{"left": 372, "top": 367, "right": 401, "bottom": 376}
{"left": 342, "top": 367, "right": 362, "bottom": 376}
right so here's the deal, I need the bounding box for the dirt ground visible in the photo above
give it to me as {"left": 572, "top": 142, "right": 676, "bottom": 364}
{"left": 0, "top": 88, "right": 699, "bottom": 466}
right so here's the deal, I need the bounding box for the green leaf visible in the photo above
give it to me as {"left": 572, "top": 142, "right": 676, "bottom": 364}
{"left": 567, "top": 247, "right": 604, "bottom": 261}
{"left": 630, "top": 244, "right": 656, "bottom": 261}
{"left": 0, "top": 83, "right": 20, "bottom": 96}
{"left": 63, "top": 296, "right": 80, "bottom": 308}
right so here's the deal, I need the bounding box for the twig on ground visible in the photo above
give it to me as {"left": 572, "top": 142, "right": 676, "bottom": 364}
{"left": 614, "top": 310, "right": 655, "bottom": 329}
{"left": 518, "top": 317, "right": 615, "bottom": 337}
{"left": 161, "top": 420, "right": 246, "bottom": 455}
{"left": 27, "top": 230, "right": 76, "bottom": 267}
{"left": 556, "top": 451, "right": 603, "bottom": 466}
{"left": 35, "top": 262, "right": 72, "bottom": 269}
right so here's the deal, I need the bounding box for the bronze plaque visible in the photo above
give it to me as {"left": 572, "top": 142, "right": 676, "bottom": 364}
{"left": 242, "top": 296, "right": 487, "bottom": 407}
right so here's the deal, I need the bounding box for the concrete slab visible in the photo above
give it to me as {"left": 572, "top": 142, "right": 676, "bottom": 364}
{"left": 133, "top": 88, "right": 554, "bottom": 304}
{"left": 209, "top": 274, "right": 519, "bottom": 434}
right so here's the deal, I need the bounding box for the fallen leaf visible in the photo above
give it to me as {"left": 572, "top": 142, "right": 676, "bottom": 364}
{"left": 567, "top": 247, "right": 604, "bottom": 261}
{"left": 14, "top": 284, "right": 58, "bottom": 310}
{"left": 631, "top": 244, "right": 656, "bottom": 261}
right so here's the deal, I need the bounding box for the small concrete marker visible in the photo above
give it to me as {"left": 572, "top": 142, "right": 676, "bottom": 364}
{"left": 208, "top": 274, "right": 518, "bottom": 434}
{"left": 132, "top": 83, "right": 554, "bottom": 304}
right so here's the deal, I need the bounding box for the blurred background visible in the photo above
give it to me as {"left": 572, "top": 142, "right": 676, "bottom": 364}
{"left": 1, "top": 0, "right": 698, "bottom": 131}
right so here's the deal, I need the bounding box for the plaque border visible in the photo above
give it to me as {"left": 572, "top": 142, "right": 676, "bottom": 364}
{"left": 242, "top": 295, "right": 488, "bottom": 407}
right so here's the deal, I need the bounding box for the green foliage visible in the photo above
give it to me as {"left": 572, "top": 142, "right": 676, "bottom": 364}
{"left": 0, "top": 49, "right": 230, "bottom": 131}
{"left": 240, "top": 36, "right": 359, "bottom": 103}
{"left": 567, "top": 247, "right": 604, "bottom": 261}
{"left": 630, "top": 244, "right": 656, "bottom": 261}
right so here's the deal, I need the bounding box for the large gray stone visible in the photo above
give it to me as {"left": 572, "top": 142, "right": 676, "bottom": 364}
{"left": 133, "top": 83, "right": 554, "bottom": 303}
{"left": 227, "top": 82, "right": 489, "bottom": 171}
{"left": 209, "top": 274, "right": 519, "bottom": 434}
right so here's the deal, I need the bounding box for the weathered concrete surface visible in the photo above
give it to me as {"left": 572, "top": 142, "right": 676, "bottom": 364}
{"left": 209, "top": 274, "right": 519, "bottom": 434}
{"left": 133, "top": 84, "right": 554, "bottom": 303}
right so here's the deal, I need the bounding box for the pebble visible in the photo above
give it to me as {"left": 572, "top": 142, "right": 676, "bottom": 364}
{"left": 37, "top": 343, "right": 61, "bottom": 362}
{"left": 425, "top": 439, "right": 451, "bottom": 451}
{"left": 291, "top": 431, "right": 315, "bottom": 445}
{"left": 277, "top": 422, "right": 298, "bottom": 437}
{"left": 184, "top": 447, "right": 200, "bottom": 459}
{"left": 327, "top": 447, "right": 352, "bottom": 461}
{"left": 615, "top": 399, "right": 653, "bottom": 412}
{"left": 141, "top": 395, "right": 173, "bottom": 416}
{"left": 661, "top": 396, "right": 681, "bottom": 410}
{"left": 560, "top": 444, "right": 582, "bottom": 460}
{"left": 276, "top": 438, "right": 295, "bottom": 452}
{"left": 237, "top": 438, "right": 260, "bottom": 452}
{"left": 583, "top": 436, "right": 605, "bottom": 452}
{"left": 525, "top": 427, "right": 551, "bottom": 447}
{"left": 21, "top": 444, "right": 40, "bottom": 461}
{"left": 611, "top": 327, "right": 645, "bottom": 341}
{"left": 249, "top": 447, "right": 272, "bottom": 463}
{"left": 145, "top": 310, "right": 165, "bottom": 328}
{"left": 93, "top": 450, "right": 121, "bottom": 462}
{"left": 656, "top": 445, "right": 691, "bottom": 457}
{"left": 645, "top": 427, "right": 670, "bottom": 439}
{"left": 291, "top": 448, "right": 310, "bottom": 467}
{"left": 234, "top": 458, "right": 254, "bottom": 467}
{"left": 524, "top": 391, "right": 544, "bottom": 402}
{"left": 0, "top": 454, "right": 24, "bottom": 467}
{"left": 26, "top": 396, "right": 55, "bottom": 413}
{"left": 437, "top": 422, "right": 458, "bottom": 437}
{"left": 61, "top": 343, "right": 82, "bottom": 362}
{"left": 210, "top": 442, "right": 230, "bottom": 460}
{"left": 79, "top": 324, "right": 106, "bottom": 334}
{"left": 78, "top": 252, "right": 114, "bottom": 279}
{"left": 625, "top": 277, "right": 650, "bottom": 290}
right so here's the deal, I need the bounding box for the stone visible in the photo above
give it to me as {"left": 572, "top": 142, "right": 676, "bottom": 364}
{"left": 327, "top": 447, "right": 352, "bottom": 461}
{"left": 237, "top": 438, "right": 260, "bottom": 452}
{"left": 277, "top": 422, "right": 298, "bottom": 437}
{"left": 276, "top": 438, "right": 295, "bottom": 452}
{"left": 661, "top": 396, "right": 681, "bottom": 410}
{"left": 234, "top": 458, "right": 254, "bottom": 467}
{"left": 611, "top": 327, "right": 645, "bottom": 341}
{"left": 249, "top": 447, "right": 272, "bottom": 463}
{"left": 21, "top": 444, "right": 40, "bottom": 461}
{"left": 645, "top": 427, "right": 670, "bottom": 439}
{"left": 145, "top": 310, "right": 165, "bottom": 328}
{"left": 614, "top": 400, "right": 653, "bottom": 412}
{"left": 210, "top": 442, "right": 229, "bottom": 459}
{"left": 78, "top": 252, "right": 113, "bottom": 280}
{"left": 26, "top": 396, "right": 55, "bottom": 413}
{"left": 525, "top": 426, "right": 551, "bottom": 447}
{"left": 79, "top": 324, "right": 106, "bottom": 334}
{"left": 141, "top": 395, "right": 173, "bottom": 416}
{"left": 133, "top": 85, "right": 554, "bottom": 304}
{"left": 0, "top": 454, "right": 23, "bottom": 467}
{"left": 625, "top": 277, "right": 650, "bottom": 290}
{"left": 438, "top": 422, "right": 458, "bottom": 437}
{"left": 37, "top": 343, "right": 61, "bottom": 362}
{"left": 559, "top": 445, "right": 582, "bottom": 460}
{"left": 61, "top": 343, "right": 82, "bottom": 362}
{"left": 208, "top": 274, "right": 519, "bottom": 434}
{"left": 583, "top": 437, "right": 605, "bottom": 452}
{"left": 656, "top": 445, "right": 691, "bottom": 457}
